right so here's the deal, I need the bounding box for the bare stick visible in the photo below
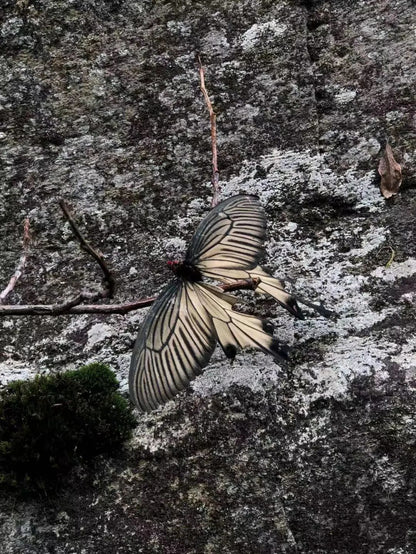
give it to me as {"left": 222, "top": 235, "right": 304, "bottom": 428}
{"left": 221, "top": 277, "right": 260, "bottom": 292}
{"left": 0, "top": 218, "right": 31, "bottom": 304}
{"left": 59, "top": 200, "right": 115, "bottom": 298}
{"left": 0, "top": 298, "right": 155, "bottom": 316}
{"left": 199, "top": 57, "right": 220, "bottom": 207}
{"left": 0, "top": 279, "right": 259, "bottom": 316}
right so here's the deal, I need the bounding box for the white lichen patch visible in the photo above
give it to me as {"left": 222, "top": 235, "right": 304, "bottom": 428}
{"left": 131, "top": 409, "right": 197, "bottom": 454}
{"left": 201, "top": 29, "right": 230, "bottom": 55}
{"left": 221, "top": 148, "right": 384, "bottom": 211}
{"left": 298, "top": 336, "right": 399, "bottom": 402}
{"left": 162, "top": 237, "right": 187, "bottom": 259}
{"left": 112, "top": 172, "right": 139, "bottom": 190}
{"left": 2, "top": 319, "right": 14, "bottom": 329}
{"left": 290, "top": 414, "right": 331, "bottom": 448}
{"left": 374, "top": 455, "right": 405, "bottom": 494}
{"left": 334, "top": 88, "right": 357, "bottom": 104}
{"left": 240, "top": 20, "right": 288, "bottom": 50}
{"left": 371, "top": 258, "right": 416, "bottom": 282}
{"left": 348, "top": 227, "right": 385, "bottom": 257}
{"left": 346, "top": 137, "right": 381, "bottom": 162}
{"left": 391, "top": 337, "right": 416, "bottom": 373}
{"left": 86, "top": 323, "right": 115, "bottom": 350}
{"left": 0, "top": 359, "right": 37, "bottom": 386}
{"left": 192, "top": 351, "right": 283, "bottom": 397}
{"left": 166, "top": 20, "right": 192, "bottom": 38}
{"left": 0, "top": 17, "right": 24, "bottom": 38}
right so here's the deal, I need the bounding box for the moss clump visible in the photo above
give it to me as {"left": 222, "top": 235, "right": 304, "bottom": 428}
{"left": 0, "top": 363, "right": 136, "bottom": 495}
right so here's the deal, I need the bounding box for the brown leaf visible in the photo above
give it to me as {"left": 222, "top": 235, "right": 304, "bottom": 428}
{"left": 378, "top": 143, "right": 402, "bottom": 198}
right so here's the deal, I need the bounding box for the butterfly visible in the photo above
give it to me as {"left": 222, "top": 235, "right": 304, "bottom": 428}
{"left": 129, "top": 194, "right": 304, "bottom": 412}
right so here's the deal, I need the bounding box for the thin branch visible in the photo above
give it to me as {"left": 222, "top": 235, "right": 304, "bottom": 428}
{"left": 59, "top": 200, "right": 115, "bottom": 298}
{"left": 0, "top": 218, "right": 31, "bottom": 304}
{"left": 198, "top": 57, "right": 220, "bottom": 207}
{"left": 0, "top": 279, "right": 259, "bottom": 316}
{"left": 0, "top": 298, "right": 155, "bottom": 316}
{"left": 221, "top": 277, "right": 260, "bottom": 293}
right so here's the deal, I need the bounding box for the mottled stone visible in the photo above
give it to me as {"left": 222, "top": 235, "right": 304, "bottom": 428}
{"left": 0, "top": 0, "right": 416, "bottom": 552}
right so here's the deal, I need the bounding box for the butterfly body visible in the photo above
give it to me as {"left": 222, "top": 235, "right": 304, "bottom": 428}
{"left": 167, "top": 260, "right": 203, "bottom": 282}
{"left": 130, "top": 195, "right": 302, "bottom": 412}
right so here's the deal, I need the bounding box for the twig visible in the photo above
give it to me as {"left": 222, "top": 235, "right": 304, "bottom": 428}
{"left": 0, "top": 218, "right": 31, "bottom": 304}
{"left": 0, "top": 279, "right": 259, "bottom": 316}
{"left": 59, "top": 200, "right": 115, "bottom": 298}
{"left": 0, "top": 202, "right": 117, "bottom": 315}
{"left": 198, "top": 57, "right": 220, "bottom": 207}
{"left": 222, "top": 277, "right": 260, "bottom": 292}
{"left": 0, "top": 298, "right": 155, "bottom": 316}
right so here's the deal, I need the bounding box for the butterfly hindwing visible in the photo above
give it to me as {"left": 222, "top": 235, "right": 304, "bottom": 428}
{"left": 199, "top": 265, "right": 304, "bottom": 319}
{"left": 185, "top": 195, "right": 266, "bottom": 272}
{"left": 130, "top": 280, "right": 287, "bottom": 411}
{"left": 192, "top": 283, "right": 288, "bottom": 362}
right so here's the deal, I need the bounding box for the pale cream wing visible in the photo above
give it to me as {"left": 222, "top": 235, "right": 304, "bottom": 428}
{"left": 190, "top": 282, "right": 288, "bottom": 361}
{"left": 185, "top": 195, "right": 266, "bottom": 272}
{"left": 200, "top": 265, "right": 304, "bottom": 319}
{"left": 129, "top": 280, "right": 216, "bottom": 412}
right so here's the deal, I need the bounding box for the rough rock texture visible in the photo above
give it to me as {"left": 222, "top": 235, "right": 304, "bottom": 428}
{"left": 1, "top": 0, "right": 416, "bottom": 552}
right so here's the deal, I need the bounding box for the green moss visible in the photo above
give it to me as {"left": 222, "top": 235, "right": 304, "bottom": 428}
{"left": 0, "top": 363, "right": 136, "bottom": 495}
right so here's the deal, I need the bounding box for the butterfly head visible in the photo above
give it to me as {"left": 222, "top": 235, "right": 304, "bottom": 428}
{"left": 167, "top": 260, "right": 181, "bottom": 272}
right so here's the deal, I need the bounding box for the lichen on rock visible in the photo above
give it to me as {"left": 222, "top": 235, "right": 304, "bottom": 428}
{"left": 0, "top": 0, "right": 416, "bottom": 552}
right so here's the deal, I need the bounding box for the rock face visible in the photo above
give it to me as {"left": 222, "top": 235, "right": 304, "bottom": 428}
{"left": 1, "top": 0, "right": 416, "bottom": 552}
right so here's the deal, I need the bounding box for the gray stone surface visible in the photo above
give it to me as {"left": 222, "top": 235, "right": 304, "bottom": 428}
{"left": 1, "top": 0, "right": 416, "bottom": 552}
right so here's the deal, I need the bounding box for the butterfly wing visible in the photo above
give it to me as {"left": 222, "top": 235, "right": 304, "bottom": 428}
{"left": 185, "top": 195, "right": 266, "bottom": 272}
{"left": 129, "top": 279, "right": 217, "bottom": 412}
{"left": 130, "top": 195, "right": 295, "bottom": 412}
{"left": 200, "top": 265, "right": 304, "bottom": 319}
{"left": 191, "top": 282, "right": 288, "bottom": 361}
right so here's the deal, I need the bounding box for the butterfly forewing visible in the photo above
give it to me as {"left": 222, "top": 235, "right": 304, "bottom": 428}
{"left": 129, "top": 280, "right": 217, "bottom": 412}
{"left": 185, "top": 195, "right": 266, "bottom": 272}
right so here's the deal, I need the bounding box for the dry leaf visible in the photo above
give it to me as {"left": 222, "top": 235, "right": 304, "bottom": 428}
{"left": 378, "top": 143, "right": 402, "bottom": 198}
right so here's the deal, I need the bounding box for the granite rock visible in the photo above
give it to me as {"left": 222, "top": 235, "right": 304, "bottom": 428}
{"left": 0, "top": 0, "right": 416, "bottom": 552}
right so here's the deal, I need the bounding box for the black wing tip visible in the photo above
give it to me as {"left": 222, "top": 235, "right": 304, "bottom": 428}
{"left": 262, "top": 319, "right": 274, "bottom": 334}
{"left": 285, "top": 298, "right": 305, "bottom": 320}
{"left": 260, "top": 320, "right": 289, "bottom": 361}
{"left": 222, "top": 343, "right": 237, "bottom": 360}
